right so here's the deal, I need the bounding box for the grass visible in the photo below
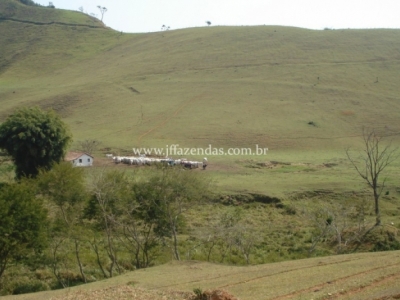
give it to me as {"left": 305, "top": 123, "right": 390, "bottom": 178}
{"left": 2, "top": 251, "right": 400, "bottom": 300}
{"left": 2, "top": 21, "right": 400, "bottom": 157}
{"left": 1, "top": 4, "right": 400, "bottom": 299}
{"left": 0, "top": 0, "right": 104, "bottom": 26}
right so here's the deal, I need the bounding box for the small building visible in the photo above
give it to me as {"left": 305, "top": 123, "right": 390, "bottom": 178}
{"left": 65, "top": 152, "right": 93, "bottom": 167}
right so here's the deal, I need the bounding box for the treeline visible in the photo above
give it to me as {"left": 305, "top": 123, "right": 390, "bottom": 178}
{"left": 17, "top": 0, "right": 41, "bottom": 6}
{"left": 2, "top": 160, "right": 389, "bottom": 295}
{"left": 16, "top": 0, "right": 55, "bottom": 8}
{"left": 0, "top": 163, "right": 216, "bottom": 294}
{"left": 0, "top": 107, "right": 399, "bottom": 295}
{"left": 0, "top": 161, "right": 269, "bottom": 295}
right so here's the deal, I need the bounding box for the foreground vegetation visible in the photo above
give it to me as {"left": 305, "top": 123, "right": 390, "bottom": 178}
{"left": 0, "top": 158, "right": 399, "bottom": 296}
{"left": 1, "top": 2, "right": 400, "bottom": 298}
{"left": 2, "top": 252, "right": 400, "bottom": 300}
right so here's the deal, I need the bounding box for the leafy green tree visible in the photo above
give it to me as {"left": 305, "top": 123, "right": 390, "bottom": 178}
{"left": 38, "top": 162, "right": 87, "bottom": 224}
{"left": 0, "top": 150, "right": 14, "bottom": 185}
{"left": 0, "top": 107, "right": 72, "bottom": 179}
{"left": 0, "top": 182, "right": 47, "bottom": 279}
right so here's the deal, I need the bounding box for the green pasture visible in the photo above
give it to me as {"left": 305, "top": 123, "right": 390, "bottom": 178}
{"left": 1, "top": 4, "right": 400, "bottom": 298}
{"left": 1, "top": 6, "right": 400, "bottom": 197}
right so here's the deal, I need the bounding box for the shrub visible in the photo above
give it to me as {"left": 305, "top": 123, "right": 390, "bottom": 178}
{"left": 283, "top": 204, "right": 297, "bottom": 215}
{"left": 193, "top": 287, "right": 205, "bottom": 299}
{"left": 372, "top": 232, "right": 400, "bottom": 251}
{"left": 308, "top": 121, "right": 317, "bottom": 127}
{"left": 12, "top": 280, "right": 50, "bottom": 295}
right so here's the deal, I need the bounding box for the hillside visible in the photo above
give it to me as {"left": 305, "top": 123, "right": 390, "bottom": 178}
{"left": 3, "top": 251, "right": 400, "bottom": 300}
{"left": 0, "top": 0, "right": 103, "bottom": 26}
{"left": 1, "top": 5, "right": 400, "bottom": 299}
{"left": 1, "top": 3, "right": 400, "bottom": 195}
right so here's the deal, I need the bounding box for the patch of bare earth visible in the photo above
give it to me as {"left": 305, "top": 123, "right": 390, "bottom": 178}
{"left": 49, "top": 286, "right": 239, "bottom": 300}
{"left": 50, "top": 285, "right": 193, "bottom": 300}
{"left": 190, "top": 289, "right": 239, "bottom": 300}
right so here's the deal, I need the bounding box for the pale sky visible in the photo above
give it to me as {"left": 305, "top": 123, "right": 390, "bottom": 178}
{"left": 34, "top": 0, "right": 400, "bottom": 33}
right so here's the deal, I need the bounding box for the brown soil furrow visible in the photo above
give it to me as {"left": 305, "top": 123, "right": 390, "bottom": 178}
{"left": 331, "top": 272, "right": 400, "bottom": 299}
{"left": 270, "top": 261, "right": 400, "bottom": 300}
{"left": 155, "top": 256, "right": 365, "bottom": 289}
{"left": 215, "top": 256, "right": 368, "bottom": 290}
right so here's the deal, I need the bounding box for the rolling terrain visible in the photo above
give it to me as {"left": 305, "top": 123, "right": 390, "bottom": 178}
{"left": 1, "top": 2, "right": 400, "bottom": 298}
{"left": 2, "top": 1, "right": 400, "bottom": 152}
{"left": 2, "top": 2, "right": 400, "bottom": 195}
{"left": 3, "top": 251, "right": 400, "bottom": 300}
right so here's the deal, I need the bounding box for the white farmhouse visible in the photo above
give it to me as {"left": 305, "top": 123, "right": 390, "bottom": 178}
{"left": 65, "top": 152, "right": 93, "bottom": 167}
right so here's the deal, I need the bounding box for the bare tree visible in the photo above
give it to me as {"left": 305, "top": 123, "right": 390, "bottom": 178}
{"left": 134, "top": 167, "right": 210, "bottom": 261}
{"left": 97, "top": 5, "right": 107, "bottom": 22}
{"left": 87, "top": 169, "right": 131, "bottom": 277}
{"left": 77, "top": 139, "right": 101, "bottom": 155}
{"left": 235, "top": 225, "right": 262, "bottom": 264}
{"left": 346, "top": 128, "right": 399, "bottom": 226}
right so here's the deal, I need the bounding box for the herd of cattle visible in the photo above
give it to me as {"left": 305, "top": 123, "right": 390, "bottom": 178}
{"left": 108, "top": 155, "right": 206, "bottom": 169}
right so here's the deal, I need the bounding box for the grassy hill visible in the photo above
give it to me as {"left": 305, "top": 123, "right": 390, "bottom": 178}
{"left": 0, "top": 0, "right": 103, "bottom": 25}
{"left": 1, "top": 4, "right": 400, "bottom": 299}
{"left": 3, "top": 251, "right": 400, "bottom": 300}
{"left": 1, "top": 3, "right": 400, "bottom": 196}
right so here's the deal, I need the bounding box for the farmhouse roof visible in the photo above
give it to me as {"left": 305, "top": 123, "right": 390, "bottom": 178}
{"left": 65, "top": 151, "right": 93, "bottom": 161}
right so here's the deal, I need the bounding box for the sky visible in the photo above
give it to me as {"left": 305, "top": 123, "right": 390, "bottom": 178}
{"left": 34, "top": 0, "right": 400, "bottom": 33}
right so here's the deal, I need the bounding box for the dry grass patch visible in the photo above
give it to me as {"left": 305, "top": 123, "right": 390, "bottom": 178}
{"left": 341, "top": 110, "right": 355, "bottom": 116}
{"left": 50, "top": 285, "right": 193, "bottom": 300}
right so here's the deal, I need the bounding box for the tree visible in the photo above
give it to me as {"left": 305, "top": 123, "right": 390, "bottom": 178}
{"left": 0, "top": 182, "right": 47, "bottom": 280}
{"left": 17, "top": 0, "right": 40, "bottom": 6}
{"left": 97, "top": 5, "right": 107, "bottom": 22}
{"left": 0, "top": 107, "right": 72, "bottom": 179}
{"left": 134, "top": 167, "right": 210, "bottom": 261}
{"left": 346, "top": 128, "right": 399, "bottom": 226}
{"left": 85, "top": 169, "right": 131, "bottom": 277}
{"left": 0, "top": 151, "right": 14, "bottom": 185}
{"left": 206, "top": 21, "right": 211, "bottom": 26}
{"left": 77, "top": 139, "right": 101, "bottom": 155}
{"left": 37, "top": 162, "right": 89, "bottom": 284}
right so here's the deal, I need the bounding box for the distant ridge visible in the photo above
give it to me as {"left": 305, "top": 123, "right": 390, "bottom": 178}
{"left": 0, "top": 2, "right": 399, "bottom": 156}
{"left": 0, "top": 0, "right": 105, "bottom": 28}
{"left": 0, "top": 17, "right": 107, "bottom": 29}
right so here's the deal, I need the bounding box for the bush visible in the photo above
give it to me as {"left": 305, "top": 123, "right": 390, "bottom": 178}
{"left": 12, "top": 280, "right": 50, "bottom": 295}
{"left": 193, "top": 288, "right": 205, "bottom": 299}
{"left": 283, "top": 204, "right": 297, "bottom": 215}
{"left": 1, "top": 275, "right": 50, "bottom": 295}
{"left": 372, "top": 232, "right": 400, "bottom": 251}
{"left": 34, "top": 269, "right": 53, "bottom": 280}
